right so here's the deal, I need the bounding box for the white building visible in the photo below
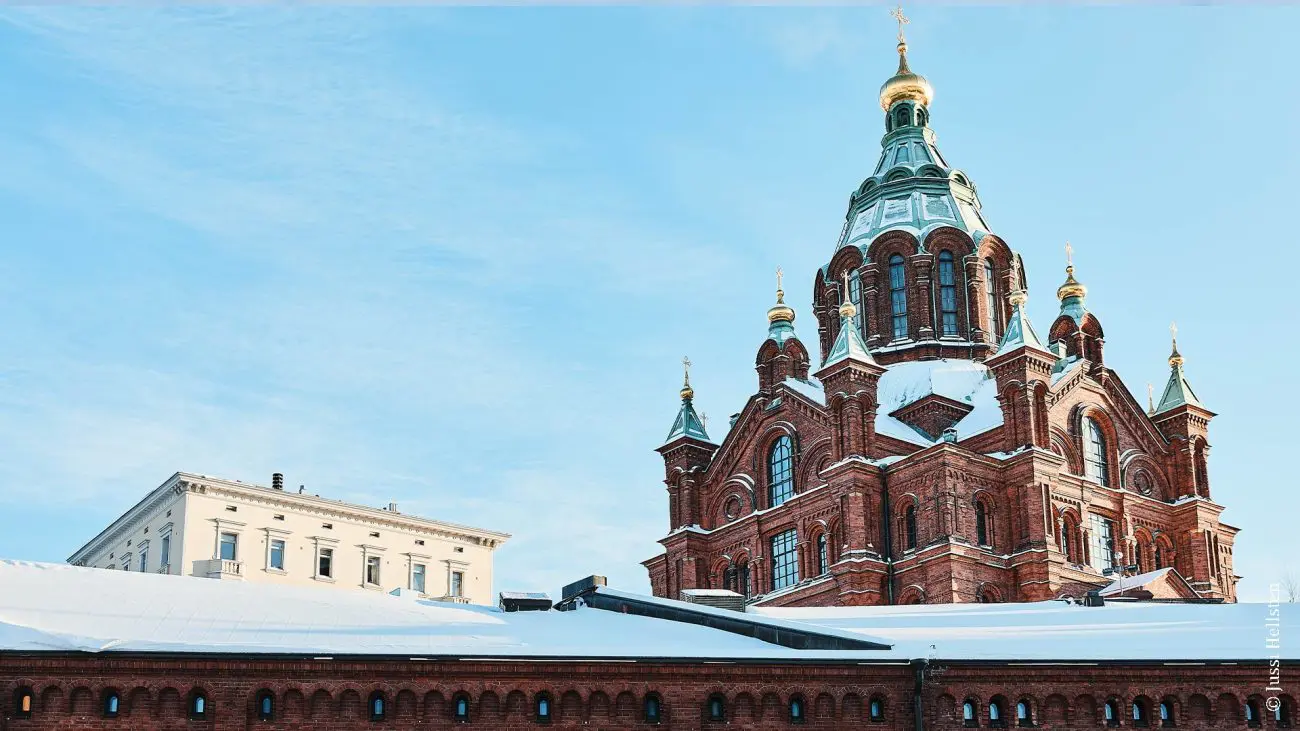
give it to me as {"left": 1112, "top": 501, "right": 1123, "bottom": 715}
{"left": 67, "top": 471, "right": 509, "bottom": 605}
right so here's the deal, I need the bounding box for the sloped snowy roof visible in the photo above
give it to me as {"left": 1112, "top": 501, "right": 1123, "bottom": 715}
{"left": 781, "top": 376, "right": 827, "bottom": 406}
{"left": 757, "top": 600, "right": 1300, "bottom": 661}
{"left": 874, "top": 359, "right": 1002, "bottom": 445}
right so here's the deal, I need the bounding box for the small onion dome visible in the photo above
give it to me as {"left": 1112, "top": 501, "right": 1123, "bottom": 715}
{"left": 879, "top": 40, "right": 934, "bottom": 111}
{"left": 768, "top": 288, "right": 796, "bottom": 324}
{"left": 680, "top": 383, "right": 694, "bottom": 400}
{"left": 1168, "top": 323, "right": 1184, "bottom": 367}
{"left": 1056, "top": 265, "right": 1087, "bottom": 301}
{"left": 839, "top": 297, "right": 858, "bottom": 321}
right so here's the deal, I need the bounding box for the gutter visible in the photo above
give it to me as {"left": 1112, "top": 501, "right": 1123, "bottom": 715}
{"left": 911, "top": 658, "right": 927, "bottom": 731}
{"left": 881, "top": 466, "right": 896, "bottom": 604}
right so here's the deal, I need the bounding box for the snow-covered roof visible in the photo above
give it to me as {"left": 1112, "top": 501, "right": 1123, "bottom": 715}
{"left": 781, "top": 376, "right": 827, "bottom": 405}
{"left": 874, "top": 359, "right": 1002, "bottom": 445}
{"left": 757, "top": 599, "right": 1300, "bottom": 662}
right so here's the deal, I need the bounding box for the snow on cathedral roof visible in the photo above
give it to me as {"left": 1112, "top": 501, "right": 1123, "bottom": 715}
{"left": 875, "top": 359, "right": 1002, "bottom": 444}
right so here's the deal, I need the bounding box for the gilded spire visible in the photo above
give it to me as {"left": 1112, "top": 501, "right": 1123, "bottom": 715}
{"left": 838, "top": 270, "right": 858, "bottom": 320}
{"left": 1056, "top": 241, "right": 1088, "bottom": 302}
{"left": 680, "top": 355, "right": 694, "bottom": 401}
{"left": 1168, "top": 321, "right": 1184, "bottom": 367}
{"left": 879, "top": 5, "right": 934, "bottom": 110}
{"left": 767, "top": 266, "right": 796, "bottom": 324}
{"left": 664, "top": 355, "right": 712, "bottom": 444}
{"left": 1153, "top": 323, "right": 1204, "bottom": 414}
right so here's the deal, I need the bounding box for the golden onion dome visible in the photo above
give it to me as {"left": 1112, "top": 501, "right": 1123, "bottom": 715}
{"left": 768, "top": 289, "right": 796, "bottom": 324}
{"left": 879, "top": 41, "right": 934, "bottom": 111}
{"left": 680, "top": 382, "right": 694, "bottom": 401}
{"left": 1056, "top": 265, "right": 1087, "bottom": 301}
{"left": 838, "top": 298, "right": 858, "bottom": 321}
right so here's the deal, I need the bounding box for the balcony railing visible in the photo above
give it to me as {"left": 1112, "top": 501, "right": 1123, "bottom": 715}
{"left": 195, "top": 558, "right": 244, "bottom": 580}
{"left": 155, "top": 564, "right": 170, "bottom": 575}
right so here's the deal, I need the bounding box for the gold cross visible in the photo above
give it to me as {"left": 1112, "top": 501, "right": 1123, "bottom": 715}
{"left": 1170, "top": 321, "right": 1178, "bottom": 345}
{"left": 1065, "top": 241, "right": 1074, "bottom": 267}
{"left": 682, "top": 355, "right": 692, "bottom": 382}
{"left": 891, "top": 5, "right": 909, "bottom": 43}
{"left": 842, "top": 269, "right": 852, "bottom": 298}
{"left": 776, "top": 266, "right": 784, "bottom": 292}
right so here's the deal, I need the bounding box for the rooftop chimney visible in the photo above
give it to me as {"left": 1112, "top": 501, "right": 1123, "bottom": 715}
{"left": 272, "top": 473, "right": 284, "bottom": 491}
{"left": 388, "top": 502, "right": 399, "bottom": 513}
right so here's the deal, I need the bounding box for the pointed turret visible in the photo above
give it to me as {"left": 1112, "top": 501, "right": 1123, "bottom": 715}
{"left": 657, "top": 357, "right": 718, "bottom": 532}
{"left": 1154, "top": 323, "right": 1203, "bottom": 413}
{"left": 985, "top": 262, "right": 1057, "bottom": 451}
{"left": 816, "top": 272, "right": 886, "bottom": 460}
{"left": 664, "top": 358, "right": 712, "bottom": 444}
{"left": 1047, "top": 242, "right": 1106, "bottom": 369}
{"left": 1149, "top": 324, "right": 1216, "bottom": 502}
{"left": 757, "top": 268, "right": 812, "bottom": 392}
{"left": 993, "top": 266, "right": 1046, "bottom": 357}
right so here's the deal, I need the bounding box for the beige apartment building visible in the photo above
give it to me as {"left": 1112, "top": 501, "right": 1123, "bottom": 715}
{"left": 67, "top": 472, "right": 509, "bottom": 605}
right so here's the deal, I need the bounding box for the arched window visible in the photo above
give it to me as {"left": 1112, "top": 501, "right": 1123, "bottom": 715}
{"left": 14, "top": 687, "right": 34, "bottom": 719}
{"left": 535, "top": 693, "right": 551, "bottom": 723}
{"left": 369, "top": 691, "right": 386, "bottom": 722}
{"left": 453, "top": 693, "right": 470, "bottom": 721}
{"left": 816, "top": 532, "right": 829, "bottom": 575}
{"left": 984, "top": 259, "right": 1000, "bottom": 339}
{"left": 644, "top": 694, "right": 662, "bottom": 724}
{"left": 1276, "top": 697, "right": 1292, "bottom": 725}
{"left": 707, "top": 694, "right": 726, "bottom": 722}
{"left": 103, "top": 690, "right": 120, "bottom": 718}
{"left": 1246, "top": 699, "right": 1261, "bottom": 726}
{"left": 1104, "top": 699, "right": 1119, "bottom": 727}
{"left": 1159, "top": 700, "right": 1173, "bottom": 727}
{"left": 790, "top": 696, "right": 806, "bottom": 724}
{"left": 938, "top": 251, "right": 959, "bottom": 337}
{"left": 918, "top": 108, "right": 929, "bottom": 127}
{"left": 889, "top": 255, "right": 909, "bottom": 340}
{"left": 849, "top": 270, "right": 864, "bottom": 336}
{"left": 1083, "top": 417, "right": 1110, "bottom": 486}
{"left": 258, "top": 690, "right": 275, "bottom": 721}
{"left": 989, "top": 699, "right": 1005, "bottom": 726}
{"left": 190, "top": 691, "right": 209, "bottom": 720}
{"left": 975, "top": 500, "right": 990, "bottom": 546}
{"left": 768, "top": 436, "right": 795, "bottom": 508}
{"left": 1133, "top": 698, "right": 1149, "bottom": 727}
{"left": 962, "top": 699, "right": 977, "bottom": 727}
{"left": 726, "top": 560, "right": 751, "bottom": 600}
{"left": 904, "top": 505, "right": 918, "bottom": 551}
{"left": 869, "top": 696, "right": 885, "bottom": 722}
{"left": 1016, "top": 700, "right": 1032, "bottom": 727}
{"left": 895, "top": 107, "right": 910, "bottom": 129}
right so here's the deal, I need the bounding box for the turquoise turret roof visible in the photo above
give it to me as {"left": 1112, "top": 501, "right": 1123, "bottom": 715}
{"left": 1154, "top": 338, "right": 1203, "bottom": 413}
{"left": 994, "top": 293, "right": 1046, "bottom": 357}
{"left": 664, "top": 398, "right": 711, "bottom": 443}
{"left": 823, "top": 313, "right": 876, "bottom": 368}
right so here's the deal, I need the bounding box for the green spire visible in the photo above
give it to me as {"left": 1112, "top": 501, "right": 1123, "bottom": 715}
{"left": 1154, "top": 323, "right": 1203, "bottom": 413}
{"left": 664, "top": 357, "right": 712, "bottom": 443}
{"left": 822, "top": 271, "right": 877, "bottom": 367}
{"left": 994, "top": 264, "right": 1046, "bottom": 356}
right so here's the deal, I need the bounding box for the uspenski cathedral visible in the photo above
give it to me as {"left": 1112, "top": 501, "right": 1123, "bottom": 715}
{"left": 644, "top": 20, "right": 1237, "bottom": 607}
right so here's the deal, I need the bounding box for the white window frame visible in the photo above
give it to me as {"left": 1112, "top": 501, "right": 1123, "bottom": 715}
{"left": 158, "top": 522, "right": 174, "bottom": 574}
{"left": 210, "top": 518, "right": 246, "bottom": 562}
{"left": 263, "top": 527, "right": 292, "bottom": 574}
{"left": 445, "top": 559, "right": 469, "bottom": 598}
{"left": 405, "top": 552, "right": 431, "bottom": 594}
{"left": 312, "top": 536, "right": 339, "bottom": 582}
{"left": 360, "top": 544, "right": 387, "bottom": 589}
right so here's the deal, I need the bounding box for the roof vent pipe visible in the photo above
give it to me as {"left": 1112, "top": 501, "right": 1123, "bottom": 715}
{"left": 388, "top": 502, "right": 399, "bottom": 513}
{"left": 272, "top": 473, "right": 284, "bottom": 490}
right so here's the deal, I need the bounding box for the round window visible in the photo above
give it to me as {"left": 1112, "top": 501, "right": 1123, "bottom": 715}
{"left": 724, "top": 496, "right": 741, "bottom": 520}
{"left": 1133, "top": 472, "right": 1154, "bottom": 496}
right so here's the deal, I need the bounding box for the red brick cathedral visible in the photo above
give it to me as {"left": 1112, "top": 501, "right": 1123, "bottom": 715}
{"left": 645, "top": 27, "right": 1238, "bottom": 608}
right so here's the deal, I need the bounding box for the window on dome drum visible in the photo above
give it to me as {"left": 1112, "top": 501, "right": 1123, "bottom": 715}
{"left": 770, "top": 529, "right": 800, "bottom": 591}
{"left": 1246, "top": 699, "right": 1260, "bottom": 727}
{"left": 269, "top": 539, "right": 285, "bottom": 570}
{"left": 707, "top": 694, "right": 726, "bottom": 722}
{"left": 1083, "top": 416, "right": 1111, "bottom": 486}
{"left": 989, "top": 699, "right": 1006, "bottom": 727}
{"left": 190, "top": 692, "right": 208, "bottom": 720}
{"left": 453, "top": 694, "right": 470, "bottom": 721}
{"left": 962, "top": 699, "right": 977, "bottom": 727}
{"left": 889, "top": 255, "right": 909, "bottom": 339}
{"left": 644, "top": 694, "right": 662, "bottom": 724}
{"left": 768, "top": 436, "right": 795, "bottom": 508}
{"left": 1089, "top": 515, "right": 1116, "bottom": 572}
{"left": 849, "top": 270, "right": 864, "bottom": 335}
{"left": 103, "top": 691, "right": 119, "bottom": 718}
{"left": 938, "top": 251, "right": 959, "bottom": 337}
{"left": 984, "top": 260, "right": 1000, "bottom": 339}
{"left": 258, "top": 691, "right": 274, "bottom": 720}
{"left": 870, "top": 696, "right": 885, "bottom": 722}
{"left": 1104, "top": 699, "right": 1119, "bottom": 727}
{"left": 904, "top": 505, "right": 918, "bottom": 551}
{"left": 790, "top": 696, "right": 806, "bottom": 724}
{"left": 975, "top": 501, "right": 990, "bottom": 546}
{"left": 895, "top": 107, "right": 909, "bottom": 129}
{"left": 219, "top": 532, "right": 238, "bottom": 561}
{"left": 15, "top": 687, "right": 33, "bottom": 718}
{"left": 1016, "top": 700, "right": 1032, "bottom": 727}
{"left": 1159, "top": 700, "right": 1173, "bottom": 727}
{"left": 817, "top": 533, "right": 829, "bottom": 575}
{"left": 895, "top": 142, "right": 911, "bottom": 164}
{"left": 411, "top": 563, "right": 427, "bottom": 593}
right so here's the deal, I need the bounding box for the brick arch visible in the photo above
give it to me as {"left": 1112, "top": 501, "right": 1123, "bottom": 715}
{"left": 40, "top": 685, "right": 64, "bottom": 714}
{"left": 733, "top": 691, "right": 756, "bottom": 722}
{"left": 69, "top": 685, "right": 93, "bottom": 715}
{"left": 1043, "top": 693, "right": 1068, "bottom": 722}
{"left": 283, "top": 688, "right": 306, "bottom": 719}
{"left": 867, "top": 230, "right": 925, "bottom": 342}
{"left": 588, "top": 690, "right": 610, "bottom": 720}
{"left": 338, "top": 688, "right": 363, "bottom": 720}
{"left": 1122, "top": 451, "right": 1172, "bottom": 501}
{"left": 1049, "top": 427, "right": 1081, "bottom": 475}
{"left": 1185, "top": 693, "right": 1211, "bottom": 721}
{"left": 813, "top": 692, "right": 835, "bottom": 720}
{"left": 970, "top": 489, "right": 997, "bottom": 550}
{"left": 478, "top": 690, "right": 502, "bottom": 720}
{"left": 1012, "top": 694, "right": 1039, "bottom": 725}
{"left": 897, "top": 493, "right": 921, "bottom": 552}
{"left": 1075, "top": 694, "right": 1099, "bottom": 722}
{"left": 309, "top": 689, "right": 333, "bottom": 719}
{"left": 798, "top": 437, "right": 832, "bottom": 490}
{"left": 758, "top": 691, "right": 782, "bottom": 720}
{"left": 933, "top": 693, "right": 956, "bottom": 724}
{"left": 897, "top": 584, "right": 927, "bottom": 604}
{"left": 157, "top": 687, "right": 183, "bottom": 719}
{"left": 925, "top": 227, "right": 976, "bottom": 339}
{"left": 974, "top": 581, "right": 1004, "bottom": 603}
{"left": 558, "top": 689, "right": 582, "bottom": 720}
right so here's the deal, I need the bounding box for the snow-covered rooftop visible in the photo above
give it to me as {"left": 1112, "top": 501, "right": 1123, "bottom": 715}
{"left": 874, "top": 359, "right": 1002, "bottom": 444}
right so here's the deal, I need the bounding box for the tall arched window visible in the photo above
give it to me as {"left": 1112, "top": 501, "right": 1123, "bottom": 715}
{"left": 1016, "top": 700, "right": 1032, "bottom": 727}
{"left": 790, "top": 696, "right": 806, "bottom": 724}
{"left": 816, "top": 533, "right": 828, "bottom": 575}
{"left": 975, "top": 500, "right": 990, "bottom": 546}
{"left": 369, "top": 692, "right": 386, "bottom": 722}
{"left": 1159, "top": 700, "right": 1173, "bottom": 727}
{"left": 1246, "top": 699, "right": 1261, "bottom": 727}
{"left": 189, "top": 692, "right": 209, "bottom": 721}
{"left": 984, "top": 259, "right": 1000, "bottom": 339}
{"left": 15, "top": 688, "right": 33, "bottom": 719}
{"left": 707, "top": 694, "right": 726, "bottom": 722}
{"left": 938, "top": 251, "right": 959, "bottom": 337}
{"left": 768, "top": 436, "right": 795, "bottom": 507}
{"left": 849, "top": 270, "right": 864, "bottom": 336}
{"left": 770, "top": 528, "right": 800, "bottom": 590}
{"left": 1083, "top": 417, "right": 1110, "bottom": 486}
{"left": 1104, "top": 699, "right": 1120, "bottom": 727}
{"left": 1133, "top": 699, "right": 1149, "bottom": 727}
{"left": 904, "top": 505, "right": 918, "bottom": 551}
{"left": 453, "top": 694, "right": 470, "bottom": 721}
{"left": 963, "top": 700, "right": 977, "bottom": 727}
{"left": 1276, "top": 698, "right": 1292, "bottom": 725}
{"left": 889, "top": 254, "right": 909, "bottom": 340}
{"left": 103, "top": 691, "right": 120, "bottom": 718}
{"left": 535, "top": 693, "right": 551, "bottom": 723}
{"left": 258, "top": 691, "right": 275, "bottom": 721}
{"left": 644, "top": 694, "right": 662, "bottom": 724}
{"left": 989, "top": 699, "right": 1004, "bottom": 725}
{"left": 870, "top": 696, "right": 886, "bottom": 722}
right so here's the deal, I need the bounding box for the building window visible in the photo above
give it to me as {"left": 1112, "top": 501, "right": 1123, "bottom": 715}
{"left": 139, "top": 549, "right": 148, "bottom": 572}
{"left": 273, "top": 514, "right": 285, "bottom": 521}
{"left": 15, "top": 687, "right": 33, "bottom": 718}
{"left": 318, "top": 547, "right": 334, "bottom": 579}
{"left": 1160, "top": 701, "right": 1174, "bottom": 727}
{"left": 535, "top": 693, "right": 552, "bottom": 723}
{"left": 938, "top": 250, "right": 959, "bottom": 336}
{"left": 258, "top": 691, "right": 275, "bottom": 721}
{"left": 1083, "top": 416, "right": 1111, "bottom": 486}
{"left": 450, "top": 570, "right": 464, "bottom": 597}
{"left": 160, "top": 535, "right": 170, "bottom": 567}
{"left": 322, "top": 523, "right": 333, "bottom": 530}
{"left": 453, "top": 694, "right": 470, "bottom": 721}
{"left": 412, "top": 563, "right": 427, "bottom": 593}
{"left": 790, "top": 696, "right": 806, "bottom": 724}
{"left": 816, "top": 533, "right": 828, "bottom": 575}
{"left": 989, "top": 699, "right": 1005, "bottom": 727}
{"left": 962, "top": 699, "right": 977, "bottom": 727}
{"left": 1276, "top": 698, "right": 1292, "bottom": 726}
{"left": 1105, "top": 699, "right": 1119, "bottom": 726}
{"left": 889, "top": 254, "right": 909, "bottom": 339}
{"left": 849, "top": 270, "right": 864, "bottom": 335}
{"left": 725, "top": 561, "right": 751, "bottom": 600}
{"left": 369, "top": 692, "right": 386, "bottom": 722}
{"left": 1133, "top": 699, "right": 1149, "bottom": 727}
{"left": 219, "top": 532, "right": 238, "bottom": 561}
{"left": 768, "top": 435, "right": 795, "bottom": 508}
{"left": 1089, "top": 514, "right": 1116, "bottom": 572}
{"left": 870, "top": 696, "right": 885, "bottom": 722}
{"left": 103, "top": 691, "right": 120, "bottom": 718}
{"left": 905, "top": 505, "right": 918, "bottom": 551}
{"left": 1016, "top": 700, "right": 1032, "bottom": 727}
{"left": 1246, "top": 699, "right": 1260, "bottom": 727}
{"left": 415, "top": 539, "right": 425, "bottom": 546}
{"left": 975, "top": 501, "right": 990, "bottom": 546}
{"left": 365, "top": 555, "right": 382, "bottom": 585}
{"left": 269, "top": 539, "right": 285, "bottom": 571}
{"left": 770, "top": 528, "right": 800, "bottom": 591}
{"left": 707, "top": 694, "right": 725, "bottom": 722}
{"left": 984, "top": 259, "right": 1000, "bottom": 339}
{"left": 644, "top": 694, "right": 662, "bottom": 724}
{"left": 190, "top": 691, "right": 208, "bottom": 720}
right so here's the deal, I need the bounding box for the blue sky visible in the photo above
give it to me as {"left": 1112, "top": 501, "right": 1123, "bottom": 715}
{"left": 0, "top": 6, "right": 1295, "bottom": 602}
